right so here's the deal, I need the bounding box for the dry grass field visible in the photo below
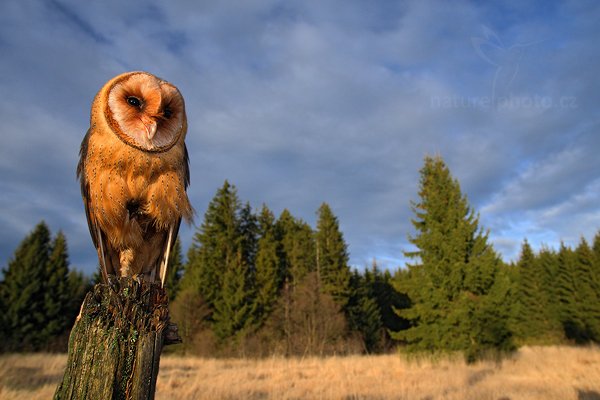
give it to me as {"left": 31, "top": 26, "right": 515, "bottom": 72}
{"left": 1, "top": 346, "right": 599, "bottom": 399}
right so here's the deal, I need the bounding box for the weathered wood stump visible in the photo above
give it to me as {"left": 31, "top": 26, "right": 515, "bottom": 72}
{"left": 54, "top": 276, "right": 180, "bottom": 400}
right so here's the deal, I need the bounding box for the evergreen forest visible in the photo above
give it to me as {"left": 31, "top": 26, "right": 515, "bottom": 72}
{"left": 1, "top": 156, "right": 599, "bottom": 361}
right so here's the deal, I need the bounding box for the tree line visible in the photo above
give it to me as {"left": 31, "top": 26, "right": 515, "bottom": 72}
{"left": 168, "top": 181, "right": 406, "bottom": 356}
{"left": 1, "top": 156, "right": 599, "bottom": 360}
{"left": 0, "top": 224, "right": 89, "bottom": 352}
{"left": 393, "top": 157, "right": 599, "bottom": 361}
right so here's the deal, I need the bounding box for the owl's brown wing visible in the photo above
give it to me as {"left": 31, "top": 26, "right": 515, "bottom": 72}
{"left": 77, "top": 129, "right": 113, "bottom": 281}
{"left": 183, "top": 142, "right": 190, "bottom": 188}
{"left": 76, "top": 130, "right": 96, "bottom": 246}
{"left": 171, "top": 143, "right": 190, "bottom": 248}
{"left": 164, "top": 143, "right": 189, "bottom": 254}
{"left": 168, "top": 142, "right": 190, "bottom": 250}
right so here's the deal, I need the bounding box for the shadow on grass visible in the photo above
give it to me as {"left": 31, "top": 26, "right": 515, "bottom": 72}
{"left": 578, "top": 389, "right": 600, "bottom": 400}
{"left": 0, "top": 366, "right": 62, "bottom": 391}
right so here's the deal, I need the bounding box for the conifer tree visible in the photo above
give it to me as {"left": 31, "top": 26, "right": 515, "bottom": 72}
{"left": 573, "top": 239, "right": 600, "bottom": 341}
{"left": 239, "top": 202, "right": 258, "bottom": 273}
{"left": 255, "top": 205, "right": 282, "bottom": 322}
{"left": 547, "top": 239, "right": 600, "bottom": 343}
{"left": 536, "top": 247, "right": 562, "bottom": 338}
{"left": 467, "top": 265, "right": 514, "bottom": 360}
{"left": 183, "top": 181, "right": 257, "bottom": 341}
{"left": 555, "top": 243, "right": 581, "bottom": 341}
{"left": 315, "top": 203, "right": 351, "bottom": 307}
{"left": 347, "top": 269, "right": 383, "bottom": 353}
{"left": 1, "top": 223, "right": 88, "bottom": 352}
{"left": 42, "top": 231, "right": 72, "bottom": 341}
{"left": 212, "top": 250, "right": 256, "bottom": 340}
{"left": 183, "top": 181, "right": 243, "bottom": 308}
{"left": 346, "top": 263, "right": 410, "bottom": 353}
{"left": 592, "top": 231, "right": 600, "bottom": 303}
{"left": 277, "top": 209, "right": 315, "bottom": 285}
{"left": 372, "top": 264, "right": 410, "bottom": 349}
{"left": 511, "top": 240, "right": 554, "bottom": 342}
{"left": 1, "top": 222, "right": 52, "bottom": 350}
{"left": 392, "top": 156, "right": 512, "bottom": 359}
{"left": 538, "top": 246, "right": 560, "bottom": 301}
{"left": 592, "top": 231, "right": 600, "bottom": 270}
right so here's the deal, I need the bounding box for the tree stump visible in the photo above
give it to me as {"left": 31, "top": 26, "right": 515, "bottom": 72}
{"left": 54, "top": 276, "right": 180, "bottom": 400}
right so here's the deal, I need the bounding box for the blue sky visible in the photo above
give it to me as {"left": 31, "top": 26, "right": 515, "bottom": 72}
{"left": 1, "top": 1, "right": 599, "bottom": 275}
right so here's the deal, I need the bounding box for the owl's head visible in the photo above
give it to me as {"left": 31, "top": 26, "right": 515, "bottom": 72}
{"left": 96, "top": 71, "right": 186, "bottom": 152}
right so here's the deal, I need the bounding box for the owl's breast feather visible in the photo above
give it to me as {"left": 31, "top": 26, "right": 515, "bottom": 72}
{"left": 86, "top": 128, "right": 192, "bottom": 239}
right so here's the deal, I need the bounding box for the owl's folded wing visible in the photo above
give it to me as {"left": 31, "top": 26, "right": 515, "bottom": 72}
{"left": 77, "top": 129, "right": 113, "bottom": 281}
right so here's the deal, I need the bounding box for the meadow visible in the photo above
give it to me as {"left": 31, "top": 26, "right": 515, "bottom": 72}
{"left": 1, "top": 346, "right": 599, "bottom": 400}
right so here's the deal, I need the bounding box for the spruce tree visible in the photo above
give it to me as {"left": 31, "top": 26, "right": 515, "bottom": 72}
{"left": 1, "top": 222, "right": 52, "bottom": 350}
{"left": 183, "top": 181, "right": 243, "bottom": 308}
{"left": 182, "top": 181, "right": 257, "bottom": 341}
{"left": 551, "top": 239, "right": 600, "bottom": 343}
{"left": 592, "top": 231, "right": 600, "bottom": 272}
{"left": 1, "top": 223, "right": 87, "bottom": 352}
{"left": 315, "top": 203, "right": 351, "bottom": 307}
{"left": 212, "top": 250, "right": 256, "bottom": 340}
{"left": 555, "top": 243, "right": 583, "bottom": 342}
{"left": 254, "top": 205, "right": 282, "bottom": 322}
{"left": 239, "top": 202, "right": 258, "bottom": 273}
{"left": 467, "top": 265, "right": 514, "bottom": 360}
{"left": 511, "top": 240, "right": 554, "bottom": 343}
{"left": 536, "top": 247, "right": 562, "bottom": 341}
{"left": 347, "top": 268, "right": 383, "bottom": 353}
{"left": 42, "top": 231, "right": 72, "bottom": 342}
{"left": 372, "top": 264, "right": 410, "bottom": 350}
{"left": 277, "top": 209, "right": 315, "bottom": 285}
{"left": 593, "top": 233, "right": 600, "bottom": 341}
{"left": 592, "top": 232, "right": 600, "bottom": 311}
{"left": 346, "top": 263, "right": 409, "bottom": 353}
{"left": 392, "top": 156, "right": 512, "bottom": 359}
{"left": 573, "top": 239, "right": 600, "bottom": 341}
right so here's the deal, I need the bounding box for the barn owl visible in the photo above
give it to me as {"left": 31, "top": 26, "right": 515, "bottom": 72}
{"left": 77, "top": 71, "right": 193, "bottom": 286}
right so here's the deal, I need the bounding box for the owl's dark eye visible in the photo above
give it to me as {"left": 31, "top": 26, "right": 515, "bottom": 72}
{"left": 126, "top": 96, "right": 142, "bottom": 108}
{"left": 163, "top": 107, "right": 173, "bottom": 119}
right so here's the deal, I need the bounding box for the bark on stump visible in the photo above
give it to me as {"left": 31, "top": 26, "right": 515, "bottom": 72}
{"left": 54, "top": 276, "right": 179, "bottom": 400}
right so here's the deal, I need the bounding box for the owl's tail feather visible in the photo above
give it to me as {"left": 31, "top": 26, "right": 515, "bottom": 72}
{"left": 159, "top": 225, "right": 174, "bottom": 288}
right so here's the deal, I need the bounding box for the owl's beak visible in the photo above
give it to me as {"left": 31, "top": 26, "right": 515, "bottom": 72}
{"left": 145, "top": 122, "right": 158, "bottom": 141}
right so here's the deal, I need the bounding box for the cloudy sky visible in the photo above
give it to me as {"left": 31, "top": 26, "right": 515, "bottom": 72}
{"left": 1, "top": 1, "right": 599, "bottom": 275}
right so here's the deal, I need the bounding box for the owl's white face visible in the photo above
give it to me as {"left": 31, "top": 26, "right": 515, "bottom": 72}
{"left": 106, "top": 72, "right": 186, "bottom": 152}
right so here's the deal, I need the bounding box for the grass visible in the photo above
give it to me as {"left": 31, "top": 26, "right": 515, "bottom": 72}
{"left": 1, "top": 346, "right": 599, "bottom": 399}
